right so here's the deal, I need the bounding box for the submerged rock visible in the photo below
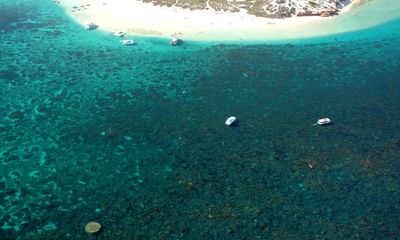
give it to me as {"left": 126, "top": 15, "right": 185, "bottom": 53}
{"left": 84, "top": 222, "right": 101, "bottom": 234}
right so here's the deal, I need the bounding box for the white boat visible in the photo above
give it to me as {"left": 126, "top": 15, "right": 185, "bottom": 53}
{"left": 225, "top": 116, "right": 237, "bottom": 126}
{"left": 120, "top": 39, "right": 135, "bottom": 45}
{"left": 315, "top": 118, "right": 332, "bottom": 126}
{"left": 113, "top": 31, "right": 125, "bottom": 37}
{"left": 85, "top": 22, "right": 97, "bottom": 30}
{"left": 170, "top": 35, "right": 183, "bottom": 46}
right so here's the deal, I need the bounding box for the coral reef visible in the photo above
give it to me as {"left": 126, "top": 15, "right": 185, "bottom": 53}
{"left": 1, "top": 0, "right": 400, "bottom": 239}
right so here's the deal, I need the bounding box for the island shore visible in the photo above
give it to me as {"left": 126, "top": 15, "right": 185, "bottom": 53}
{"left": 57, "top": 0, "right": 400, "bottom": 41}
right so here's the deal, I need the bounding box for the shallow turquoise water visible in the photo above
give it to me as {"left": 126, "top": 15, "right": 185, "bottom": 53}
{"left": 1, "top": 1, "right": 400, "bottom": 239}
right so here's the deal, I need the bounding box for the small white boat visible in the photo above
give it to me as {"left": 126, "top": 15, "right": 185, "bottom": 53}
{"left": 170, "top": 35, "right": 183, "bottom": 46}
{"left": 225, "top": 116, "right": 237, "bottom": 126}
{"left": 85, "top": 22, "right": 97, "bottom": 30}
{"left": 314, "top": 118, "right": 332, "bottom": 126}
{"left": 120, "top": 39, "right": 135, "bottom": 45}
{"left": 113, "top": 31, "right": 125, "bottom": 37}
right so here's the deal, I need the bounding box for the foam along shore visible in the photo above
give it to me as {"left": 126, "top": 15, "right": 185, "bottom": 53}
{"left": 59, "top": 0, "right": 400, "bottom": 41}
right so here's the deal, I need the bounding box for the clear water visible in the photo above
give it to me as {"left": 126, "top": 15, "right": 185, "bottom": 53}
{"left": 1, "top": 1, "right": 400, "bottom": 239}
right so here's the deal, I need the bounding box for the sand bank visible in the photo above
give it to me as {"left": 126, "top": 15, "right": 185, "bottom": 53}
{"left": 59, "top": 0, "right": 400, "bottom": 41}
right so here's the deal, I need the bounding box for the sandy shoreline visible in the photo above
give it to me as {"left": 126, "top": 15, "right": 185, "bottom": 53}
{"left": 58, "top": 0, "right": 400, "bottom": 41}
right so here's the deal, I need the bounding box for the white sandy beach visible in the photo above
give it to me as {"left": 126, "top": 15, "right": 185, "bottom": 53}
{"left": 59, "top": 0, "right": 400, "bottom": 41}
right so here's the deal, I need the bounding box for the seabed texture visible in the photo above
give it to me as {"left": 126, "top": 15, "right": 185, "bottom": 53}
{"left": 0, "top": 0, "right": 400, "bottom": 239}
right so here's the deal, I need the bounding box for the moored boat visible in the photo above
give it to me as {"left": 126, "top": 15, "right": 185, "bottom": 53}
{"left": 225, "top": 116, "right": 237, "bottom": 126}
{"left": 315, "top": 118, "right": 332, "bottom": 126}
{"left": 113, "top": 31, "right": 125, "bottom": 37}
{"left": 170, "top": 34, "right": 183, "bottom": 46}
{"left": 85, "top": 22, "right": 97, "bottom": 30}
{"left": 120, "top": 39, "right": 135, "bottom": 45}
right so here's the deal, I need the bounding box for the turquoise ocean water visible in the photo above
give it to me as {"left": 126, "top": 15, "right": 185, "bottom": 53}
{"left": 1, "top": 0, "right": 400, "bottom": 239}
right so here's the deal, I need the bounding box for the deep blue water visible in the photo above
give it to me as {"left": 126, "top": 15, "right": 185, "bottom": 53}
{"left": 1, "top": 1, "right": 400, "bottom": 239}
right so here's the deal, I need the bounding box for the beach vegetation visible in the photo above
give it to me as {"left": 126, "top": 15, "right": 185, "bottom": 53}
{"left": 308, "top": 0, "right": 318, "bottom": 7}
